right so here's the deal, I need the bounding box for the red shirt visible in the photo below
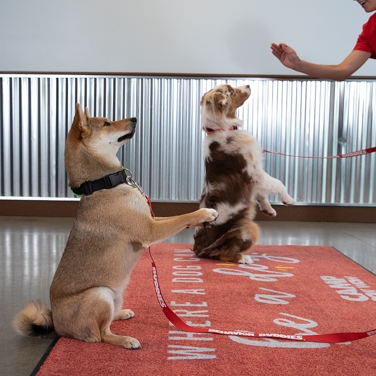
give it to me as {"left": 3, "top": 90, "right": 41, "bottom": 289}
{"left": 354, "top": 13, "right": 376, "bottom": 59}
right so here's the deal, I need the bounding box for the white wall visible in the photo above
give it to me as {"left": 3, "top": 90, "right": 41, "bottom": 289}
{"left": 0, "top": 0, "right": 373, "bottom": 75}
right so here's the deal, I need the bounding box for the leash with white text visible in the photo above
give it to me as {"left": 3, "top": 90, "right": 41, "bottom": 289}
{"left": 148, "top": 248, "right": 376, "bottom": 343}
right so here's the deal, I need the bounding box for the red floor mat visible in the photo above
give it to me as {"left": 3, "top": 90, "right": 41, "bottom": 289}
{"left": 36, "top": 244, "right": 376, "bottom": 376}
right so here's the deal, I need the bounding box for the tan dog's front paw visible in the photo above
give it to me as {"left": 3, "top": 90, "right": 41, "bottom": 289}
{"left": 122, "top": 336, "right": 141, "bottom": 349}
{"left": 190, "top": 208, "right": 218, "bottom": 228}
{"left": 115, "top": 309, "right": 135, "bottom": 320}
{"left": 202, "top": 208, "right": 218, "bottom": 222}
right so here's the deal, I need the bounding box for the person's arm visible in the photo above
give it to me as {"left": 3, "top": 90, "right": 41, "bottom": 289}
{"left": 270, "top": 43, "right": 371, "bottom": 81}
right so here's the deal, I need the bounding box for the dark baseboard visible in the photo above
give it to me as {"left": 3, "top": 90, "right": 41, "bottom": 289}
{"left": 0, "top": 200, "right": 375, "bottom": 223}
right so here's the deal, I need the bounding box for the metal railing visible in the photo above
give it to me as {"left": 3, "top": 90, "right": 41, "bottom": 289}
{"left": 1, "top": 74, "right": 375, "bottom": 205}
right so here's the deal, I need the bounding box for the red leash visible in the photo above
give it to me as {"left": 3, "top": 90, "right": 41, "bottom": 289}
{"left": 203, "top": 127, "right": 376, "bottom": 159}
{"left": 263, "top": 146, "right": 376, "bottom": 159}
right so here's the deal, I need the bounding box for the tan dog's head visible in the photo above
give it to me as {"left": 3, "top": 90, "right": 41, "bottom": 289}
{"left": 65, "top": 103, "right": 137, "bottom": 187}
{"left": 200, "top": 84, "right": 250, "bottom": 132}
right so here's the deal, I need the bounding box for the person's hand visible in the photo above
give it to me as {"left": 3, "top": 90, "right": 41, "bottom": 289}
{"left": 270, "top": 43, "right": 301, "bottom": 70}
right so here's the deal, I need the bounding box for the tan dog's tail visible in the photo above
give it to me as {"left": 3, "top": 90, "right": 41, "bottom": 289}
{"left": 13, "top": 300, "right": 55, "bottom": 338}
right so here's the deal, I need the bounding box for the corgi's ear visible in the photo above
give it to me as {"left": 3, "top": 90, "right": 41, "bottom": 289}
{"left": 70, "top": 103, "right": 90, "bottom": 139}
{"left": 200, "top": 94, "right": 205, "bottom": 106}
{"left": 200, "top": 89, "right": 213, "bottom": 106}
{"left": 211, "top": 93, "right": 228, "bottom": 118}
{"left": 214, "top": 93, "right": 228, "bottom": 109}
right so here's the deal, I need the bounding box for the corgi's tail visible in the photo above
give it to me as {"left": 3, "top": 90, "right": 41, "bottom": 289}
{"left": 13, "top": 300, "right": 55, "bottom": 338}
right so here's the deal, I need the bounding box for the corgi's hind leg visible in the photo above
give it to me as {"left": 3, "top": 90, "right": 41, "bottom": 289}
{"left": 219, "top": 253, "right": 254, "bottom": 264}
{"left": 218, "top": 222, "right": 260, "bottom": 264}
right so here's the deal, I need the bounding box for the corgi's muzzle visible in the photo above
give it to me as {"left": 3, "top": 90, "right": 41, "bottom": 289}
{"left": 118, "top": 117, "right": 137, "bottom": 143}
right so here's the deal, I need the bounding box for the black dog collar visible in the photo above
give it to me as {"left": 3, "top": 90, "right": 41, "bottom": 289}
{"left": 71, "top": 169, "right": 128, "bottom": 196}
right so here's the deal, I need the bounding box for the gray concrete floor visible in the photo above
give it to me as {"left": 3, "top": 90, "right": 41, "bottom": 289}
{"left": 1, "top": 216, "right": 375, "bottom": 376}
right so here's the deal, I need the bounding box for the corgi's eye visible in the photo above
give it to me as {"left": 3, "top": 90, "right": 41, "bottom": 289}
{"left": 104, "top": 121, "right": 111, "bottom": 127}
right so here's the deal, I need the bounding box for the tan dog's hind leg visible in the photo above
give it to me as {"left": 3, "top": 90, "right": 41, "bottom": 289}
{"left": 53, "top": 288, "right": 141, "bottom": 349}
{"left": 101, "top": 326, "right": 141, "bottom": 349}
{"left": 96, "top": 298, "right": 141, "bottom": 349}
{"left": 98, "top": 293, "right": 141, "bottom": 349}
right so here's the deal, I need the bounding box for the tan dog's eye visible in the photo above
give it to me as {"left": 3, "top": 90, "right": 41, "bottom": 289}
{"left": 104, "top": 121, "right": 111, "bottom": 127}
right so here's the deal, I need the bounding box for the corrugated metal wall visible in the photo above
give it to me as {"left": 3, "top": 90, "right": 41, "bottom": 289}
{"left": 0, "top": 74, "right": 375, "bottom": 205}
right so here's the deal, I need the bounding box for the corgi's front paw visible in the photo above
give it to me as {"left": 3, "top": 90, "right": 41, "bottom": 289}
{"left": 262, "top": 208, "right": 277, "bottom": 217}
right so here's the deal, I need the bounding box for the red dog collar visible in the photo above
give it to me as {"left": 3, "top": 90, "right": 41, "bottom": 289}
{"left": 204, "top": 125, "right": 238, "bottom": 135}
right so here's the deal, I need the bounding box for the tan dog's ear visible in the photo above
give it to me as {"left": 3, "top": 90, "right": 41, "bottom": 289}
{"left": 85, "top": 107, "right": 90, "bottom": 119}
{"left": 70, "top": 103, "right": 90, "bottom": 139}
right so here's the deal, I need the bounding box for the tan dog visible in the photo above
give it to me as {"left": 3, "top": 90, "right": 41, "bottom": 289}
{"left": 193, "top": 84, "right": 294, "bottom": 264}
{"left": 14, "top": 104, "right": 218, "bottom": 349}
